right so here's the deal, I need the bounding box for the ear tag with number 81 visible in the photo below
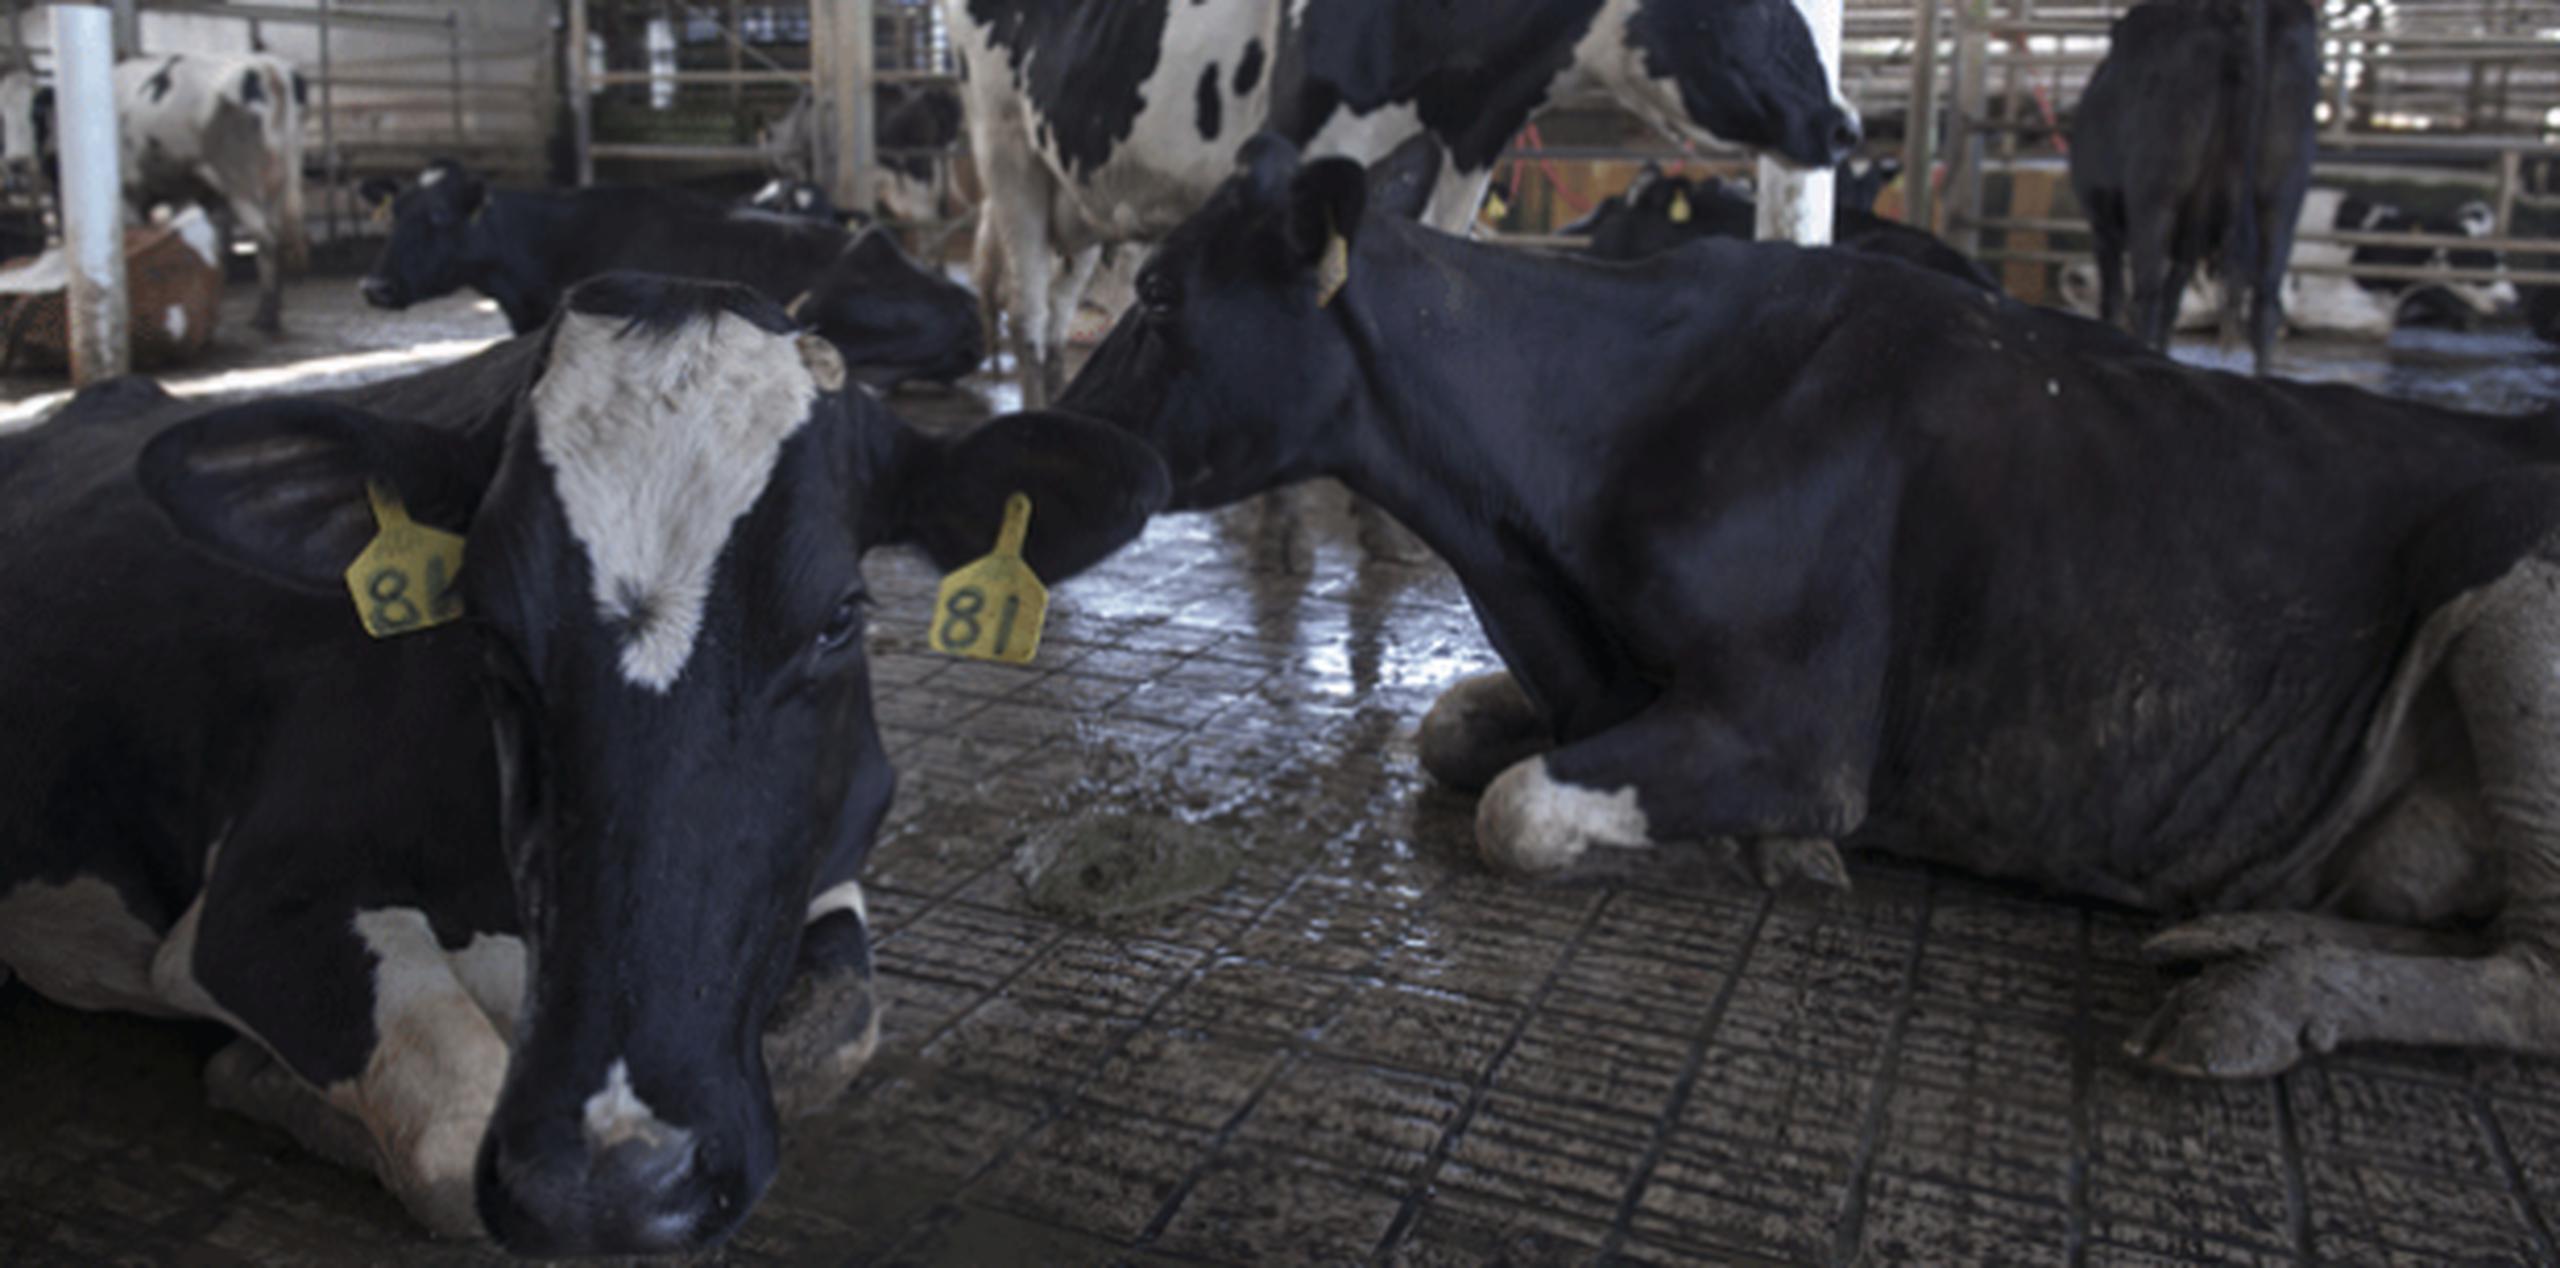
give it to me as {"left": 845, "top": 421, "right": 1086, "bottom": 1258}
{"left": 930, "top": 492, "right": 1047, "bottom": 665}
{"left": 345, "top": 483, "right": 466, "bottom": 639}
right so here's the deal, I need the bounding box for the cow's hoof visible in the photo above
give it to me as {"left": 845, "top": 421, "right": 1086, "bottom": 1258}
{"left": 2126, "top": 961, "right": 2331, "bottom": 1079}
{"left": 1743, "top": 836, "right": 1852, "bottom": 894}
{"left": 1418, "top": 672, "right": 1545, "bottom": 794}
{"left": 1476, "top": 757, "right": 1651, "bottom": 875}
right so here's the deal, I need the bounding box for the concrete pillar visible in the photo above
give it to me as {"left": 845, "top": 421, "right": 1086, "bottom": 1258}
{"left": 51, "top": 1, "right": 125, "bottom": 383}
{"left": 1756, "top": 0, "right": 1841, "bottom": 244}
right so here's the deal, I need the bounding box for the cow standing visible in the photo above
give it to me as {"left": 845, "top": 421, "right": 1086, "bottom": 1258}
{"left": 1064, "top": 137, "right": 2560, "bottom": 1079}
{"left": 946, "top": 0, "right": 1862, "bottom": 408}
{"left": 2070, "top": 0, "right": 2318, "bottom": 373}
{"left": 0, "top": 55, "right": 307, "bottom": 332}
{"left": 358, "top": 161, "right": 984, "bottom": 389}
{"left": 0, "top": 273, "right": 1167, "bottom": 1253}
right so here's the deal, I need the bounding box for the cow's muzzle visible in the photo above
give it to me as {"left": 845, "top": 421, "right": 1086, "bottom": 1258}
{"left": 477, "top": 1116, "right": 752, "bottom": 1257}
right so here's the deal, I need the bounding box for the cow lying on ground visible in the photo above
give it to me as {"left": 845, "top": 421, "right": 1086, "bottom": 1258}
{"left": 1065, "top": 135, "right": 2560, "bottom": 1078}
{"left": 949, "top": 0, "right": 1862, "bottom": 407}
{"left": 762, "top": 82, "right": 966, "bottom": 225}
{"left": 1, "top": 56, "right": 310, "bottom": 333}
{"left": 743, "top": 177, "right": 856, "bottom": 226}
{"left": 358, "top": 161, "right": 983, "bottom": 389}
{"left": 1570, "top": 164, "right": 1999, "bottom": 291}
{"left": 0, "top": 272, "right": 1167, "bottom": 1253}
{"left": 2070, "top": 0, "right": 2319, "bottom": 372}
{"left": 2061, "top": 187, "right": 2521, "bottom": 339}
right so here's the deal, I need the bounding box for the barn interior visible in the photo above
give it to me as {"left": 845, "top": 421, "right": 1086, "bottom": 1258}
{"left": 4, "top": 1, "right": 2560, "bottom": 1265}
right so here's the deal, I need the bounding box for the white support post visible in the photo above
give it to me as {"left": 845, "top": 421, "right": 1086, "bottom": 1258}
{"left": 1756, "top": 0, "right": 1842, "bottom": 245}
{"left": 52, "top": 1, "right": 125, "bottom": 384}
{"left": 829, "top": 0, "right": 876, "bottom": 216}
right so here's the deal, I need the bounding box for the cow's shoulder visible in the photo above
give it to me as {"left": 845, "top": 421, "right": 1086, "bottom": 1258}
{"left": 961, "top": 0, "right": 1176, "bottom": 175}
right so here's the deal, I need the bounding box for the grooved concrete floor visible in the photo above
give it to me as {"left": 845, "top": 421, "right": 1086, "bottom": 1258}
{"left": 5, "top": 278, "right": 2560, "bottom": 1265}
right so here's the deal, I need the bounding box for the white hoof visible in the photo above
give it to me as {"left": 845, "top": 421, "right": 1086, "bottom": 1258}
{"left": 1475, "top": 757, "right": 1650, "bottom": 874}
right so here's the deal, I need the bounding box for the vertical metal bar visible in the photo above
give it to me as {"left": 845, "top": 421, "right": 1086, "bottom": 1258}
{"left": 319, "top": 0, "right": 337, "bottom": 247}
{"left": 1949, "top": 6, "right": 1989, "bottom": 256}
{"left": 568, "top": 0, "right": 593, "bottom": 185}
{"left": 831, "top": 0, "right": 874, "bottom": 214}
{"left": 1904, "top": 0, "right": 1943, "bottom": 232}
{"left": 52, "top": 1, "right": 124, "bottom": 383}
{"left": 448, "top": 11, "right": 465, "bottom": 141}
{"left": 1754, "top": 0, "right": 1840, "bottom": 244}
{"left": 2495, "top": 148, "right": 2520, "bottom": 237}
{"left": 726, "top": 0, "right": 741, "bottom": 113}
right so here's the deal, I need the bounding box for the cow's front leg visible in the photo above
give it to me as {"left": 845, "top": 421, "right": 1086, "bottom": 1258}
{"left": 1473, "top": 700, "right": 1861, "bottom": 895}
{"left": 1418, "top": 671, "right": 1548, "bottom": 793}
{"left": 2129, "top": 946, "right": 2560, "bottom": 1078}
{"left": 2142, "top": 911, "right": 2481, "bottom": 965}
{"left": 204, "top": 1039, "right": 381, "bottom": 1175}
{"left": 762, "top": 887, "right": 880, "bottom": 1121}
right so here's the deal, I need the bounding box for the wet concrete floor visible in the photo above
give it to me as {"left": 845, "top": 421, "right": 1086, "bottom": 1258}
{"left": 6, "top": 275, "right": 2560, "bottom": 1265}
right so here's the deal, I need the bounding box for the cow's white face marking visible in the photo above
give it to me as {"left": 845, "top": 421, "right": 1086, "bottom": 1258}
{"left": 0, "top": 876, "right": 177, "bottom": 1015}
{"left": 418, "top": 164, "right": 447, "bottom": 188}
{"left": 531, "top": 309, "right": 821, "bottom": 691}
{"left": 1475, "top": 756, "right": 1652, "bottom": 873}
{"left": 585, "top": 1058, "right": 687, "bottom": 1152}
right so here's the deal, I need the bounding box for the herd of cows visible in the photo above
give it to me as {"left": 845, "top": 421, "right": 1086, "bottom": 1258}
{"left": 6, "top": 0, "right": 2560, "bottom": 1257}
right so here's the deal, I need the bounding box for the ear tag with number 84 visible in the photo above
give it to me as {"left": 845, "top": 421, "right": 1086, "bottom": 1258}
{"left": 345, "top": 483, "right": 466, "bottom": 639}
{"left": 930, "top": 492, "right": 1047, "bottom": 665}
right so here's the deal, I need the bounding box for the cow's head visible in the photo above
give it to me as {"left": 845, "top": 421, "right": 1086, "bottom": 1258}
{"left": 140, "top": 275, "right": 1167, "bottom": 1255}
{"left": 1059, "top": 137, "right": 1439, "bottom": 510}
{"left": 1581, "top": 0, "right": 1861, "bottom": 168}
{"left": 2412, "top": 200, "right": 2520, "bottom": 323}
{"left": 742, "top": 177, "right": 849, "bottom": 224}
{"left": 794, "top": 227, "right": 985, "bottom": 389}
{"left": 358, "top": 159, "right": 488, "bottom": 311}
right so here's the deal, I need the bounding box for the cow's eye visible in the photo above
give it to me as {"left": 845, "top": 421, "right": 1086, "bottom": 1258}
{"left": 816, "top": 592, "right": 868, "bottom": 653}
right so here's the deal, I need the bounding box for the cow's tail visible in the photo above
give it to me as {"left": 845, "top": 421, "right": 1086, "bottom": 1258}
{"left": 2220, "top": 0, "right": 2271, "bottom": 344}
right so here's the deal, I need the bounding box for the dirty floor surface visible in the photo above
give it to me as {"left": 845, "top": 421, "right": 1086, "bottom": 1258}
{"left": 6, "top": 278, "right": 2560, "bottom": 1266}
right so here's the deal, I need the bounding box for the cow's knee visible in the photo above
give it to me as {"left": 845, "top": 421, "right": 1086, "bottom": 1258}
{"left": 1419, "top": 672, "right": 1545, "bottom": 793}
{"left": 1476, "top": 756, "right": 1651, "bottom": 874}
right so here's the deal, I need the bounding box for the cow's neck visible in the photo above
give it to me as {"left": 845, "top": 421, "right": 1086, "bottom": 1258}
{"left": 1327, "top": 223, "right": 1723, "bottom": 729}
{"left": 470, "top": 191, "right": 575, "bottom": 330}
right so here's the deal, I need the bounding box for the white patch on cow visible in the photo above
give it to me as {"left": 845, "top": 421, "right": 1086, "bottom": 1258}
{"left": 450, "top": 933, "right": 528, "bottom": 1044}
{"left": 148, "top": 838, "right": 251, "bottom": 1028}
{"left": 0, "top": 876, "right": 179, "bottom": 1015}
{"left": 1474, "top": 756, "right": 1652, "bottom": 874}
{"left": 171, "top": 205, "right": 222, "bottom": 269}
{"left": 531, "top": 309, "right": 820, "bottom": 691}
{"left": 332, "top": 908, "right": 510, "bottom": 1239}
{"left": 808, "top": 879, "right": 869, "bottom": 927}
{"left": 584, "top": 1058, "right": 687, "bottom": 1152}
{"left": 0, "top": 244, "right": 66, "bottom": 295}
{"left": 1571, "top": 0, "right": 1854, "bottom": 160}
{"left": 0, "top": 70, "right": 42, "bottom": 171}
{"left": 164, "top": 304, "right": 188, "bottom": 340}
{"left": 418, "top": 164, "right": 448, "bottom": 188}
{"left": 2047, "top": 379, "right": 2061, "bottom": 397}
{"left": 752, "top": 177, "right": 784, "bottom": 203}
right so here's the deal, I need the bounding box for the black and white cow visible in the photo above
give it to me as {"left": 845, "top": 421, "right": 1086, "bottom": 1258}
{"left": 2060, "top": 187, "right": 2523, "bottom": 339}
{"left": 2069, "top": 0, "right": 2319, "bottom": 372}
{"left": 1064, "top": 136, "right": 2560, "bottom": 1078}
{"left": 761, "top": 82, "right": 968, "bottom": 225}
{"left": 0, "top": 56, "right": 310, "bottom": 330}
{"left": 119, "top": 53, "right": 310, "bottom": 334}
{"left": 741, "top": 176, "right": 856, "bottom": 226}
{"left": 0, "top": 273, "right": 1167, "bottom": 1253}
{"left": 358, "top": 162, "right": 984, "bottom": 389}
{"left": 1571, "top": 164, "right": 1999, "bottom": 291}
{"left": 947, "top": 0, "right": 1862, "bottom": 405}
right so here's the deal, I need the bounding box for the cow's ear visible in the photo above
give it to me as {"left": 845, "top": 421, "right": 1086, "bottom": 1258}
{"left": 890, "top": 411, "right": 1170, "bottom": 584}
{"left": 1285, "top": 156, "right": 1367, "bottom": 267}
{"left": 1365, "top": 136, "right": 1441, "bottom": 223}
{"left": 138, "top": 400, "right": 495, "bottom": 594}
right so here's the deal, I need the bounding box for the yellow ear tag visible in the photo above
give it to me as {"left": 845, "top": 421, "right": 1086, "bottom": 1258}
{"left": 1315, "top": 223, "right": 1351, "bottom": 309}
{"left": 344, "top": 483, "right": 467, "bottom": 639}
{"left": 369, "top": 201, "right": 393, "bottom": 228}
{"left": 1483, "top": 192, "right": 1509, "bottom": 223}
{"left": 1669, "top": 191, "right": 1692, "bottom": 224}
{"left": 929, "top": 492, "right": 1047, "bottom": 665}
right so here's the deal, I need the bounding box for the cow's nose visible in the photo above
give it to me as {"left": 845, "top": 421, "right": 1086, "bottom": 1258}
{"left": 479, "top": 1130, "right": 729, "bottom": 1256}
{"left": 1824, "top": 110, "right": 1864, "bottom": 164}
